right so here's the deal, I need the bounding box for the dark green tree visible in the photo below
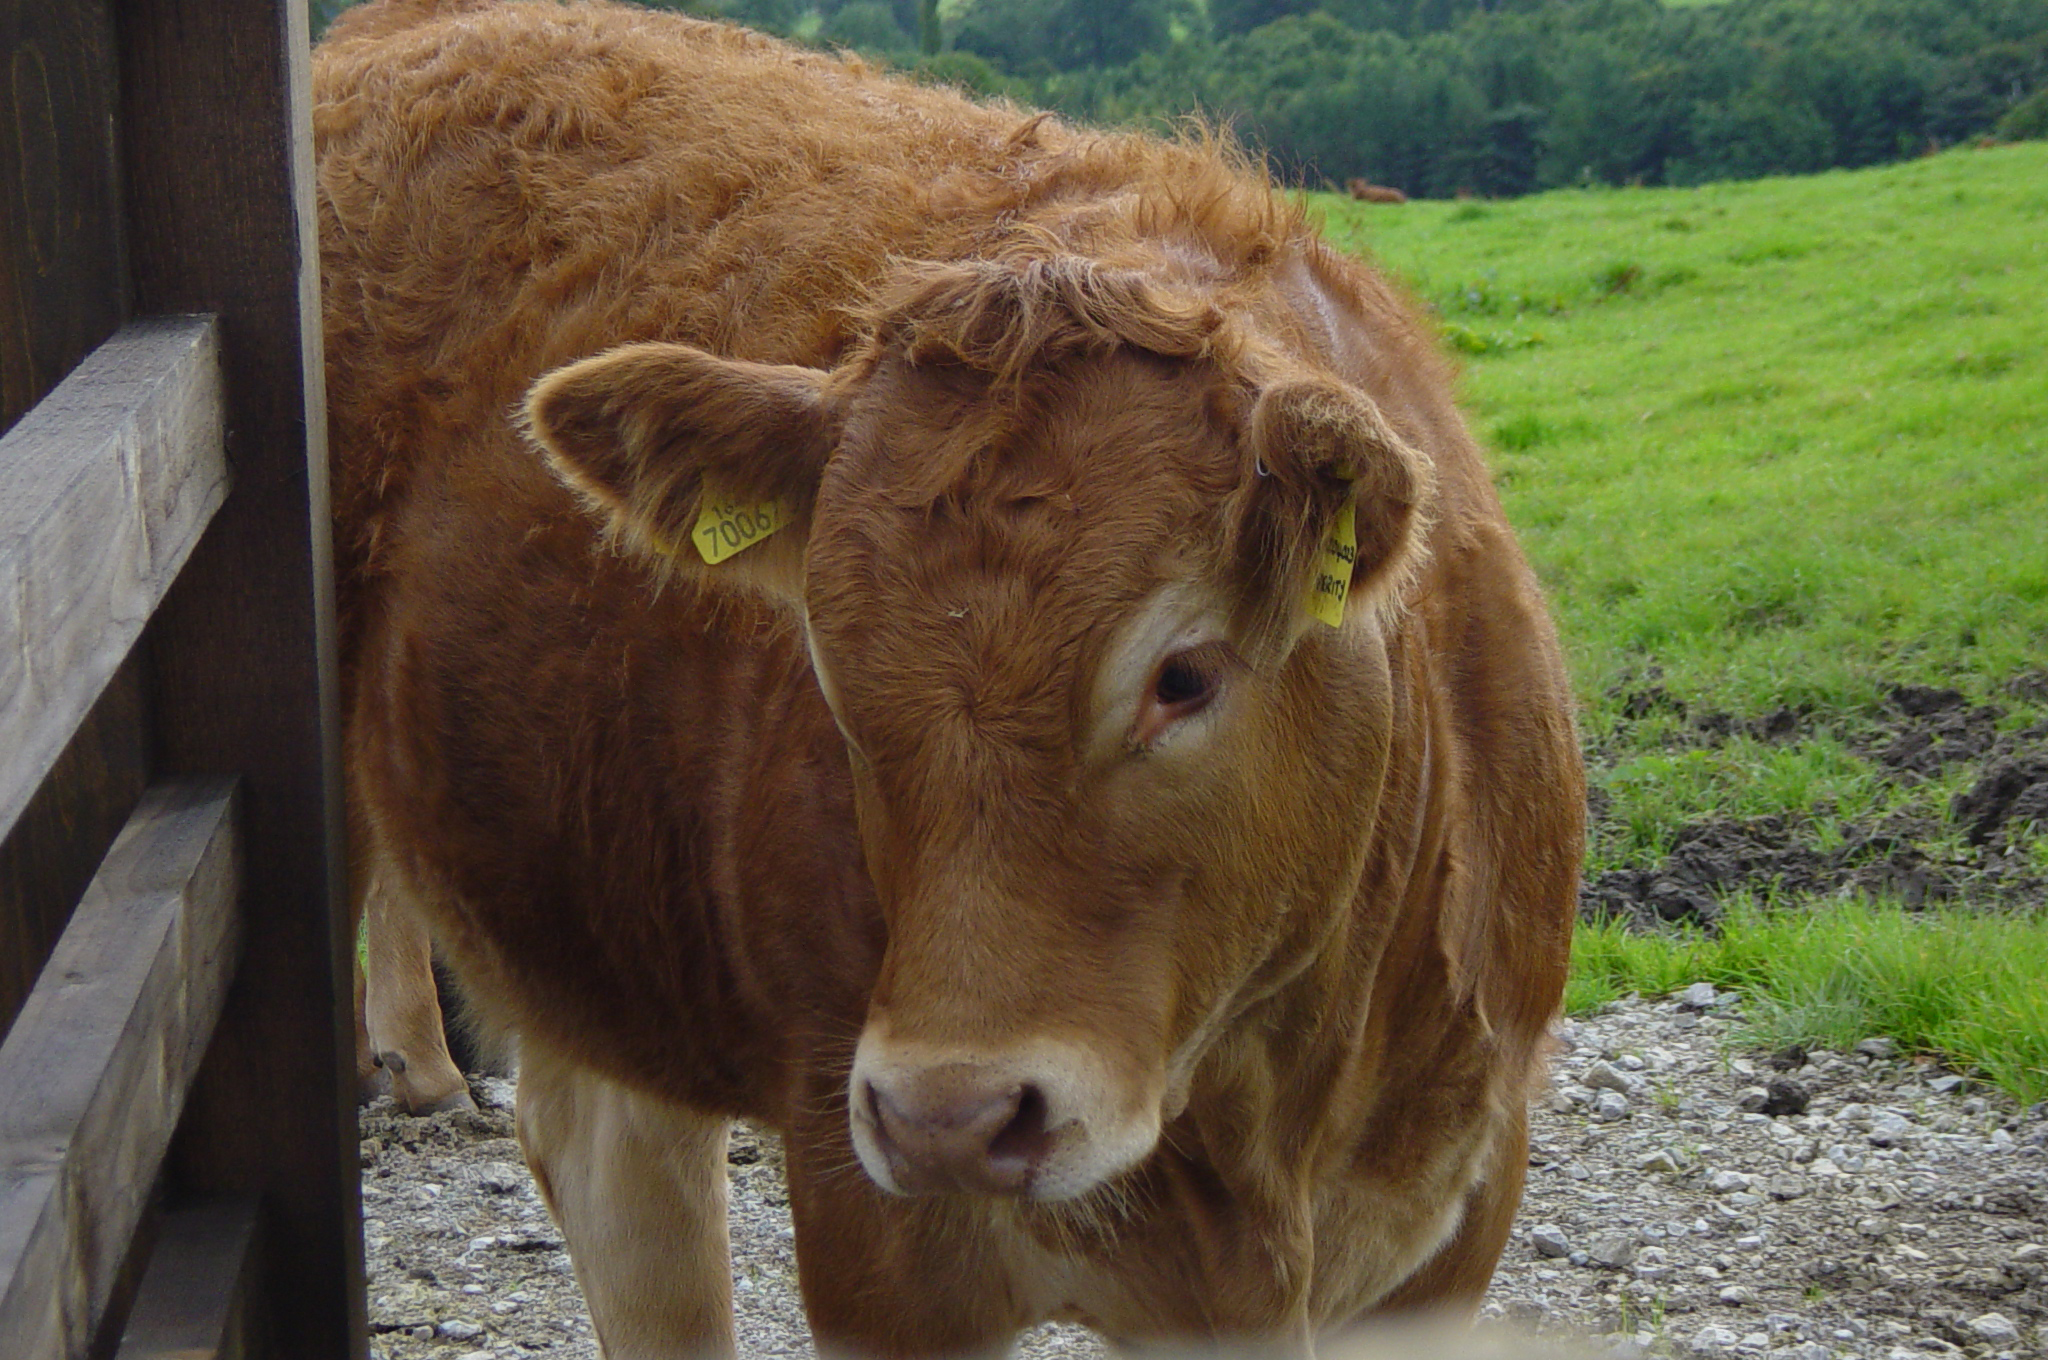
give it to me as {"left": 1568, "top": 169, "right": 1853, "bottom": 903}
{"left": 953, "top": 0, "right": 1187, "bottom": 73}
{"left": 822, "top": 1, "right": 913, "bottom": 52}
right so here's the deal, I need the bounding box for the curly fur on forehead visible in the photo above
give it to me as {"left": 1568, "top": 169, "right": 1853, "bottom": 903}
{"left": 839, "top": 125, "right": 1303, "bottom": 391}
{"left": 858, "top": 255, "right": 1236, "bottom": 392}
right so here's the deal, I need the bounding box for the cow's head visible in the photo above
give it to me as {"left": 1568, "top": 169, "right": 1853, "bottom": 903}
{"left": 527, "top": 255, "right": 1432, "bottom": 1202}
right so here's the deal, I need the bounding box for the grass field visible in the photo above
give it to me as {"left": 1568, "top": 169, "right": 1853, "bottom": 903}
{"left": 1313, "top": 143, "right": 2048, "bottom": 1099}
{"left": 1320, "top": 141, "right": 2048, "bottom": 735}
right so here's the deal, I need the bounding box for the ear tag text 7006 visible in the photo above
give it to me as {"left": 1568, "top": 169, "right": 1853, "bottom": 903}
{"left": 1306, "top": 499, "right": 1357, "bottom": 629}
{"left": 693, "top": 487, "right": 788, "bottom": 565}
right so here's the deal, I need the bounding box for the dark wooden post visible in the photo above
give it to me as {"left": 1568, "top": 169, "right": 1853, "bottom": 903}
{"left": 116, "top": 1, "right": 363, "bottom": 1355}
{"left": 0, "top": 0, "right": 124, "bottom": 432}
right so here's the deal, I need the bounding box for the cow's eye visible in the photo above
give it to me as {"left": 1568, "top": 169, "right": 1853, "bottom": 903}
{"left": 1154, "top": 657, "right": 1216, "bottom": 710}
{"left": 1135, "top": 643, "right": 1238, "bottom": 746}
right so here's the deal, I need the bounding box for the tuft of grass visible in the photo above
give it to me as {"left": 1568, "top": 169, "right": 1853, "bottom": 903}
{"left": 1568, "top": 900, "right": 2048, "bottom": 1106}
{"left": 1595, "top": 259, "right": 1643, "bottom": 295}
{"left": 1441, "top": 321, "right": 1544, "bottom": 356}
{"left": 1491, "top": 412, "right": 1555, "bottom": 452}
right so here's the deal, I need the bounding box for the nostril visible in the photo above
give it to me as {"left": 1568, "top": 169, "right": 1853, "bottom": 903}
{"left": 857, "top": 1077, "right": 887, "bottom": 1134}
{"left": 986, "top": 1082, "right": 1051, "bottom": 1168}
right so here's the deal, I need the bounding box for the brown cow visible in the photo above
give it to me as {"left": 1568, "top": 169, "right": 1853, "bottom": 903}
{"left": 316, "top": 1, "right": 1582, "bottom": 1355}
{"left": 1346, "top": 179, "right": 1410, "bottom": 205}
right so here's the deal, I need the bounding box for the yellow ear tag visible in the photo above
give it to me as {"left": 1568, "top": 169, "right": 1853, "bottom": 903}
{"left": 1306, "top": 498, "right": 1357, "bottom": 629}
{"left": 692, "top": 488, "right": 788, "bottom": 565}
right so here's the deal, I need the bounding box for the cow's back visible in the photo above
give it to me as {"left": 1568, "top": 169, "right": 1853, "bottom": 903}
{"left": 316, "top": 0, "right": 1036, "bottom": 631}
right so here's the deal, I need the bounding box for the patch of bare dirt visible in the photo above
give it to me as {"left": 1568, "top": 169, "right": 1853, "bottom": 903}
{"left": 1585, "top": 679, "right": 2048, "bottom": 929}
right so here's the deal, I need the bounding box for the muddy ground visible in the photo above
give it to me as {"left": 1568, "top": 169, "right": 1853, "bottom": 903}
{"left": 1580, "top": 675, "right": 2048, "bottom": 928}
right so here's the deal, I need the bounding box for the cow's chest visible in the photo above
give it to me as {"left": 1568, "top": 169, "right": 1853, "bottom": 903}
{"left": 989, "top": 1109, "right": 1500, "bottom": 1340}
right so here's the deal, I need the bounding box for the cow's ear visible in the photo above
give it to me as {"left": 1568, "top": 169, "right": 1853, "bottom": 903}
{"left": 526, "top": 342, "right": 843, "bottom": 608}
{"left": 1234, "top": 377, "right": 1433, "bottom": 648}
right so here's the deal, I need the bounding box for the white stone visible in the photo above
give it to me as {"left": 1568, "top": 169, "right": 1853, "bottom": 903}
{"left": 1588, "top": 1232, "right": 1639, "bottom": 1269}
{"left": 1585, "top": 1061, "right": 1639, "bottom": 1095}
{"left": 1967, "top": 1314, "right": 2020, "bottom": 1346}
{"left": 1689, "top": 1323, "right": 1741, "bottom": 1354}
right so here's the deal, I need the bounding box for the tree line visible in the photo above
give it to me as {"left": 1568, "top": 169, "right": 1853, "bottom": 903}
{"left": 315, "top": 0, "right": 2048, "bottom": 198}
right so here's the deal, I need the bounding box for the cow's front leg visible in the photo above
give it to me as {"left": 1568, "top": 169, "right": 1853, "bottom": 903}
{"left": 517, "top": 1036, "right": 736, "bottom": 1359}
{"left": 360, "top": 851, "right": 474, "bottom": 1113}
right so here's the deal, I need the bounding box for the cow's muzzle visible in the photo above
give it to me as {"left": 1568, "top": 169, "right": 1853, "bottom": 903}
{"left": 855, "top": 1062, "right": 1053, "bottom": 1195}
{"left": 848, "top": 1033, "right": 1162, "bottom": 1201}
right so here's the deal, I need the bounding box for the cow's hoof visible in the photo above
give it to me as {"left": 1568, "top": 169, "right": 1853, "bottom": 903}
{"left": 399, "top": 1085, "right": 479, "bottom": 1115}
{"left": 357, "top": 1063, "right": 393, "bottom": 1106}
{"left": 379, "top": 1053, "right": 479, "bottom": 1114}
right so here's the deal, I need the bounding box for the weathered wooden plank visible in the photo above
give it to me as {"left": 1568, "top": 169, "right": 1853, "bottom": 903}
{"left": 111, "top": 1196, "right": 261, "bottom": 1360}
{"left": 0, "top": 780, "right": 241, "bottom": 1360}
{"left": 0, "top": 316, "right": 226, "bottom": 845}
{"left": 118, "top": 2, "right": 364, "bottom": 1352}
{"left": 0, "top": 0, "right": 126, "bottom": 436}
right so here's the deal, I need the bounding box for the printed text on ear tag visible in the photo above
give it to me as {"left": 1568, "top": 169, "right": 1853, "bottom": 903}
{"left": 693, "top": 489, "right": 788, "bottom": 565}
{"left": 1306, "top": 498, "right": 1357, "bottom": 628}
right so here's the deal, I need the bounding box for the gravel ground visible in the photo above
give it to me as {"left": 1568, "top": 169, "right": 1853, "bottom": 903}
{"left": 360, "top": 989, "right": 2046, "bottom": 1360}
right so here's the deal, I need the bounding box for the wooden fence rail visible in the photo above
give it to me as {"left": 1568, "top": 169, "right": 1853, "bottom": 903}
{"left": 0, "top": 318, "right": 228, "bottom": 839}
{"left": 0, "top": 779, "right": 242, "bottom": 1356}
{"left": 1, "top": 1, "right": 362, "bottom": 1356}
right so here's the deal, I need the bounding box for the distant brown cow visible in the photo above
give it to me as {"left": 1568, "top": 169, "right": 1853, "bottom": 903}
{"left": 1347, "top": 179, "right": 1409, "bottom": 204}
{"left": 317, "top": 1, "right": 1581, "bottom": 1355}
